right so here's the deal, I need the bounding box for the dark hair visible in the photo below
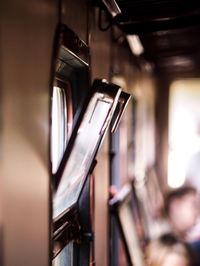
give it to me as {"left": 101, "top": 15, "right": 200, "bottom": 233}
{"left": 164, "top": 185, "right": 197, "bottom": 216}
{"left": 159, "top": 233, "right": 179, "bottom": 245}
{"left": 146, "top": 233, "right": 193, "bottom": 266}
{"left": 159, "top": 234, "right": 191, "bottom": 252}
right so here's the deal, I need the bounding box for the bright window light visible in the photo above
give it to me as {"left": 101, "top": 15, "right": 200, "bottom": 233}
{"left": 168, "top": 150, "right": 186, "bottom": 188}
{"left": 168, "top": 79, "right": 200, "bottom": 188}
{"left": 51, "top": 86, "right": 67, "bottom": 174}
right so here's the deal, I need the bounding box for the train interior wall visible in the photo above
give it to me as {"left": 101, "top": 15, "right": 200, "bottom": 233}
{"left": 0, "top": 0, "right": 186, "bottom": 265}
{"left": 1, "top": 0, "right": 58, "bottom": 265}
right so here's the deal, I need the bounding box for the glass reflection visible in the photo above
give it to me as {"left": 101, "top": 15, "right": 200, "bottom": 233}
{"left": 52, "top": 243, "right": 74, "bottom": 266}
{"left": 51, "top": 86, "right": 67, "bottom": 174}
{"left": 53, "top": 92, "right": 113, "bottom": 218}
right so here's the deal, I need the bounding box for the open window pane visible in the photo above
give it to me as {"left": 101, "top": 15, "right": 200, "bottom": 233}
{"left": 110, "top": 184, "right": 144, "bottom": 266}
{"left": 53, "top": 81, "right": 122, "bottom": 218}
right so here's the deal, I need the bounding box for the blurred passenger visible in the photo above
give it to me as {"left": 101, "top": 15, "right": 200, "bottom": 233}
{"left": 164, "top": 186, "right": 199, "bottom": 240}
{"left": 164, "top": 186, "right": 200, "bottom": 265}
{"left": 145, "top": 233, "right": 193, "bottom": 266}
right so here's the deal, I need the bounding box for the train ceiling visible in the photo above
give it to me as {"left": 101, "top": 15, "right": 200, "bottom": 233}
{"left": 95, "top": 0, "right": 200, "bottom": 78}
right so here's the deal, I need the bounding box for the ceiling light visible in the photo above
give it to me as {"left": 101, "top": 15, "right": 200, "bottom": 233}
{"left": 127, "top": 35, "right": 144, "bottom": 56}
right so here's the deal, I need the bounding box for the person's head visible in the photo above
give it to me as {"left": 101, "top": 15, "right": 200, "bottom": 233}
{"left": 164, "top": 186, "right": 199, "bottom": 237}
{"left": 146, "top": 234, "right": 192, "bottom": 266}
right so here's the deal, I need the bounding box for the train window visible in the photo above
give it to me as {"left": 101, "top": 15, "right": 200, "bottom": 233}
{"left": 53, "top": 79, "right": 131, "bottom": 257}
{"left": 53, "top": 79, "right": 122, "bottom": 217}
{"left": 50, "top": 24, "right": 90, "bottom": 175}
{"left": 50, "top": 24, "right": 91, "bottom": 263}
{"left": 110, "top": 184, "right": 144, "bottom": 266}
{"left": 50, "top": 25, "right": 131, "bottom": 262}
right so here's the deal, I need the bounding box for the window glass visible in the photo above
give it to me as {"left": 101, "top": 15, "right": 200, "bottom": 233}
{"left": 51, "top": 86, "right": 67, "bottom": 174}
{"left": 52, "top": 243, "right": 74, "bottom": 266}
{"left": 53, "top": 92, "right": 114, "bottom": 218}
